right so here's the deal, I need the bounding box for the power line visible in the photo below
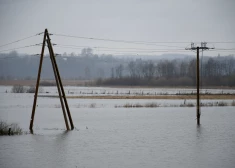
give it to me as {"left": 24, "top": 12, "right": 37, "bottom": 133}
{"left": 54, "top": 43, "right": 187, "bottom": 50}
{"left": 0, "top": 32, "right": 42, "bottom": 48}
{"left": 53, "top": 44, "right": 235, "bottom": 54}
{"left": 52, "top": 33, "right": 188, "bottom": 48}
{"left": 207, "top": 42, "right": 235, "bottom": 44}
{"left": 213, "top": 48, "right": 235, "bottom": 51}
{"left": 0, "top": 44, "right": 41, "bottom": 53}
{"left": 0, "top": 56, "right": 18, "bottom": 60}
{"left": 53, "top": 45, "right": 191, "bottom": 54}
{"left": 0, "top": 54, "right": 40, "bottom": 60}
{"left": 52, "top": 33, "right": 235, "bottom": 46}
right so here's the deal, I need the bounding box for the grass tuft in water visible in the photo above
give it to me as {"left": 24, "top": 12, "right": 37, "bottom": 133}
{"left": 231, "top": 100, "right": 235, "bottom": 106}
{"left": 89, "top": 103, "right": 96, "bottom": 108}
{"left": 0, "top": 121, "right": 23, "bottom": 136}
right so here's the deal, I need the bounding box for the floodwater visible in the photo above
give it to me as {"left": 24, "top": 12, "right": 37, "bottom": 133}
{"left": 0, "top": 86, "right": 235, "bottom": 168}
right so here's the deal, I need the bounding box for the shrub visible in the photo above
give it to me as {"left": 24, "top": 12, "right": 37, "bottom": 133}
{"left": 26, "top": 86, "right": 36, "bottom": 93}
{"left": 180, "top": 102, "right": 195, "bottom": 107}
{"left": 123, "top": 103, "right": 133, "bottom": 108}
{"left": 89, "top": 103, "right": 96, "bottom": 108}
{"left": 11, "top": 85, "right": 26, "bottom": 93}
{"left": 0, "top": 121, "right": 23, "bottom": 135}
{"left": 26, "top": 86, "right": 43, "bottom": 93}
{"left": 145, "top": 102, "right": 159, "bottom": 107}
{"left": 134, "top": 103, "right": 144, "bottom": 108}
{"left": 217, "top": 101, "right": 227, "bottom": 106}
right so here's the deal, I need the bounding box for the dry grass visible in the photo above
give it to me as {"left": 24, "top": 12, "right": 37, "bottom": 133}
{"left": 180, "top": 102, "right": 195, "bottom": 107}
{"left": 116, "top": 101, "right": 234, "bottom": 108}
{"left": 120, "top": 102, "right": 159, "bottom": 108}
{"left": 217, "top": 102, "right": 228, "bottom": 106}
{"left": 63, "top": 94, "right": 235, "bottom": 100}
{"left": 54, "top": 104, "right": 61, "bottom": 108}
{"left": 89, "top": 103, "right": 96, "bottom": 108}
{"left": 0, "top": 121, "right": 23, "bottom": 136}
{"left": 145, "top": 102, "right": 160, "bottom": 107}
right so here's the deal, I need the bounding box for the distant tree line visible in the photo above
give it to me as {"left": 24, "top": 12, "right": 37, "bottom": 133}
{"left": 0, "top": 49, "right": 130, "bottom": 80}
{"left": 1, "top": 49, "right": 235, "bottom": 87}
{"left": 97, "top": 55, "right": 235, "bottom": 87}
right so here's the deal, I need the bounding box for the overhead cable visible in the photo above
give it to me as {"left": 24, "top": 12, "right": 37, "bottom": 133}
{"left": 52, "top": 33, "right": 188, "bottom": 48}
{"left": 0, "top": 32, "right": 42, "bottom": 48}
{"left": 0, "top": 44, "right": 41, "bottom": 53}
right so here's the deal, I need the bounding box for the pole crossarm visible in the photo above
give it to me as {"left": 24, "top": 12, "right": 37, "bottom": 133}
{"left": 185, "top": 42, "right": 214, "bottom": 51}
{"left": 185, "top": 47, "right": 212, "bottom": 50}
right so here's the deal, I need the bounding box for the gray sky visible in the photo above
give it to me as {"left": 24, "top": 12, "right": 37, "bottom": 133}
{"left": 0, "top": 0, "right": 234, "bottom": 56}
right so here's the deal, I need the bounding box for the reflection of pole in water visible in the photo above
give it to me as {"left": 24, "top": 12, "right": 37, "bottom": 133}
{"left": 196, "top": 125, "right": 202, "bottom": 138}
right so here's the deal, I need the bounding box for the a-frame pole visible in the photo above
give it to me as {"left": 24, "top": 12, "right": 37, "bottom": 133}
{"left": 196, "top": 47, "right": 200, "bottom": 125}
{"left": 47, "top": 38, "right": 70, "bottom": 130}
{"left": 46, "top": 32, "right": 74, "bottom": 130}
{"left": 29, "top": 29, "right": 47, "bottom": 131}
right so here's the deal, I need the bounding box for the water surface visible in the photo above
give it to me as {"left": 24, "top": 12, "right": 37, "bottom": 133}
{"left": 0, "top": 86, "right": 235, "bottom": 168}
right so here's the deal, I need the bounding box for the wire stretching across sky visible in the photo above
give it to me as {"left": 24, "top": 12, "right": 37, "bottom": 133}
{"left": 52, "top": 33, "right": 235, "bottom": 45}
{"left": 52, "top": 44, "right": 235, "bottom": 54}
{"left": 54, "top": 44, "right": 187, "bottom": 52}
{"left": 0, "top": 44, "right": 41, "bottom": 53}
{"left": 0, "top": 31, "right": 234, "bottom": 55}
{"left": 52, "top": 33, "right": 189, "bottom": 48}
{"left": 0, "top": 32, "right": 43, "bottom": 48}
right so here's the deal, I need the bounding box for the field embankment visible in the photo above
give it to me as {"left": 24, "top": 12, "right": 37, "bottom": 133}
{"left": 39, "top": 94, "right": 235, "bottom": 100}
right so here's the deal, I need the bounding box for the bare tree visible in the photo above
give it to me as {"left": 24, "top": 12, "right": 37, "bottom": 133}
{"left": 142, "top": 61, "right": 155, "bottom": 80}
{"left": 81, "top": 48, "right": 93, "bottom": 57}
{"left": 128, "top": 61, "right": 137, "bottom": 78}
{"left": 188, "top": 59, "right": 196, "bottom": 83}
{"left": 115, "top": 64, "right": 124, "bottom": 78}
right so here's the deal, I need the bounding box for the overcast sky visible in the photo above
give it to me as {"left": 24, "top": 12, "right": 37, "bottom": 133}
{"left": 0, "top": 0, "right": 234, "bottom": 56}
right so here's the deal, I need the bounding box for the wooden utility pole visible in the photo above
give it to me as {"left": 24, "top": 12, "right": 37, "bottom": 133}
{"left": 186, "top": 43, "right": 214, "bottom": 125}
{"left": 30, "top": 29, "right": 47, "bottom": 131}
{"left": 29, "top": 29, "right": 74, "bottom": 131}
{"left": 47, "top": 39, "right": 69, "bottom": 130}
{"left": 196, "top": 47, "right": 200, "bottom": 125}
{"left": 46, "top": 33, "right": 74, "bottom": 130}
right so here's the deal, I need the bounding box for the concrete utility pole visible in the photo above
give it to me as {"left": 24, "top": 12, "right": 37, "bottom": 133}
{"left": 186, "top": 43, "right": 214, "bottom": 125}
{"left": 30, "top": 29, "right": 74, "bottom": 132}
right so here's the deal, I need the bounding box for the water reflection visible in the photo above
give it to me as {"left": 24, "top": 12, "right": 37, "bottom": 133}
{"left": 55, "top": 130, "right": 70, "bottom": 141}
{"left": 196, "top": 125, "right": 203, "bottom": 139}
{"left": 29, "top": 130, "right": 73, "bottom": 168}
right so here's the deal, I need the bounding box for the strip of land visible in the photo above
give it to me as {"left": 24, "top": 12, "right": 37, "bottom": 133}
{"left": 39, "top": 94, "right": 235, "bottom": 100}
{"left": 0, "top": 80, "right": 89, "bottom": 86}
{"left": 1, "top": 80, "right": 235, "bottom": 89}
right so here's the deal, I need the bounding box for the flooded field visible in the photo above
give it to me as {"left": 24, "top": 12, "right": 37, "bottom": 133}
{"left": 2, "top": 86, "right": 235, "bottom": 96}
{"left": 0, "top": 86, "right": 235, "bottom": 168}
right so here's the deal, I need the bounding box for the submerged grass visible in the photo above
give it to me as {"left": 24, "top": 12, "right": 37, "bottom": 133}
{"left": 64, "top": 94, "right": 235, "bottom": 100}
{"left": 116, "top": 101, "right": 235, "bottom": 108}
{"left": 232, "top": 100, "right": 235, "bottom": 106}
{"left": 0, "top": 121, "right": 23, "bottom": 136}
{"left": 119, "top": 102, "right": 160, "bottom": 108}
